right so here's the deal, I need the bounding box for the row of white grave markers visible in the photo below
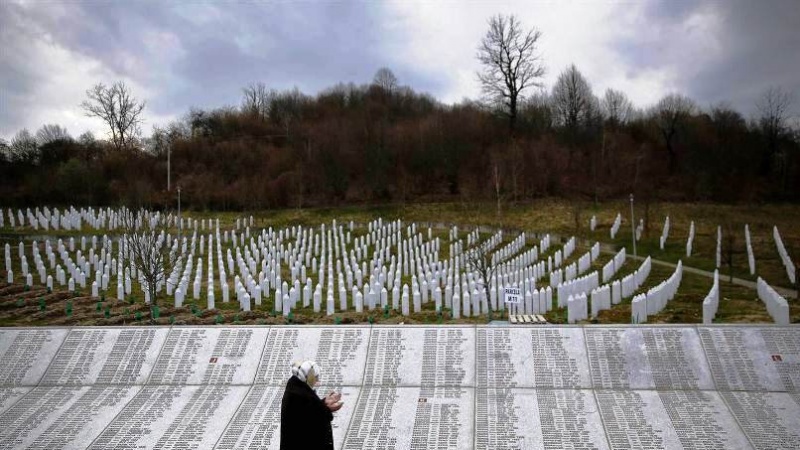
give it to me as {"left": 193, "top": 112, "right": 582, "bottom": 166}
{"left": 610, "top": 213, "right": 622, "bottom": 239}
{"left": 686, "top": 221, "right": 695, "bottom": 257}
{"left": 756, "top": 277, "right": 790, "bottom": 325}
{"left": 6, "top": 214, "right": 632, "bottom": 321}
{"left": 507, "top": 286, "right": 553, "bottom": 316}
{"left": 773, "top": 226, "right": 796, "bottom": 284}
{"left": 745, "top": 224, "right": 756, "bottom": 276}
{"left": 621, "top": 256, "right": 652, "bottom": 299}
{"left": 558, "top": 271, "right": 599, "bottom": 308}
{"left": 589, "top": 283, "right": 612, "bottom": 319}
{"left": 659, "top": 216, "right": 670, "bottom": 250}
{"left": 601, "top": 248, "right": 627, "bottom": 283}
{"left": 567, "top": 293, "right": 588, "bottom": 323}
{"left": 716, "top": 226, "right": 722, "bottom": 269}
{"left": 0, "top": 206, "right": 260, "bottom": 234}
{"left": 631, "top": 260, "right": 682, "bottom": 324}
{"left": 702, "top": 270, "right": 720, "bottom": 324}
{"left": 564, "top": 248, "right": 625, "bottom": 323}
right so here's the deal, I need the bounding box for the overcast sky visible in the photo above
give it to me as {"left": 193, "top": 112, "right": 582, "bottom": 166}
{"left": 1, "top": 0, "right": 798, "bottom": 140}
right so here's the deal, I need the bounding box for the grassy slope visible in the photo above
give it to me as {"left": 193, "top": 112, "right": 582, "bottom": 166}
{"left": 1, "top": 199, "right": 798, "bottom": 325}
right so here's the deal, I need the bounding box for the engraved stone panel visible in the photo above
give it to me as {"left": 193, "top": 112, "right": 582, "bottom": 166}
{"left": 0, "top": 386, "right": 84, "bottom": 450}
{"left": 596, "top": 389, "right": 752, "bottom": 449}
{"left": 702, "top": 327, "right": 800, "bottom": 392}
{"left": 213, "top": 385, "right": 358, "bottom": 449}
{"left": 40, "top": 328, "right": 168, "bottom": 385}
{"left": 255, "top": 327, "right": 369, "bottom": 387}
{"left": 149, "top": 328, "right": 268, "bottom": 385}
{"left": 87, "top": 385, "right": 248, "bottom": 449}
{"left": 0, "top": 387, "right": 31, "bottom": 414}
{"left": 363, "top": 327, "right": 474, "bottom": 388}
{"left": 476, "top": 388, "right": 608, "bottom": 449}
{"left": 343, "top": 386, "right": 474, "bottom": 449}
{"left": 26, "top": 386, "right": 141, "bottom": 449}
{"left": 0, "top": 329, "right": 68, "bottom": 385}
{"left": 721, "top": 391, "right": 800, "bottom": 450}
{"left": 476, "top": 327, "right": 591, "bottom": 389}
{"left": 585, "top": 327, "right": 712, "bottom": 390}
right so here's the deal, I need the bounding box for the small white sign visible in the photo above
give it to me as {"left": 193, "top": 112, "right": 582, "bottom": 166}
{"left": 504, "top": 287, "right": 522, "bottom": 304}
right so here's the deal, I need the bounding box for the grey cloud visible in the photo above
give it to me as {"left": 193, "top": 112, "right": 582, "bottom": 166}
{"left": 615, "top": 0, "right": 800, "bottom": 115}
{"left": 0, "top": 0, "right": 445, "bottom": 136}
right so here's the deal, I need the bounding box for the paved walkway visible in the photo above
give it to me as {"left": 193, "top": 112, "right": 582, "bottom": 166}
{"left": 627, "top": 253, "right": 798, "bottom": 300}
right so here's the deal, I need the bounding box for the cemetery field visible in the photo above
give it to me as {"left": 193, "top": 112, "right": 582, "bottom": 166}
{"left": 0, "top": 200, "right": 798, "bottom": 326}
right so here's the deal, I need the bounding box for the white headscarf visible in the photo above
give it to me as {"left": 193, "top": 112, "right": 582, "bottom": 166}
{"left": 291, "top": 360, "right": 320, "bottom": 385}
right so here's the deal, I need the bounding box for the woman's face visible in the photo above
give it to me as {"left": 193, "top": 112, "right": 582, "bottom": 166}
{"left": 308, "top": 370, "right": 319, "bottom": 387}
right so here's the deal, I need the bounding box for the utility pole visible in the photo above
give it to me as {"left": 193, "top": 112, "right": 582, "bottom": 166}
{"left": 630, "top": 194, "right": 637, "bottom": 257}
{"left": 167, "top": 145, "right": 171, "bottom": 191}
{"left": 177, "top": 186, "right": 182, "bottom": 237}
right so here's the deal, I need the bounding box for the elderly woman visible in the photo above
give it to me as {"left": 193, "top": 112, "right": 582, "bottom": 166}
{"left": 280, "top": 361, "right": 343, "bottom": 450}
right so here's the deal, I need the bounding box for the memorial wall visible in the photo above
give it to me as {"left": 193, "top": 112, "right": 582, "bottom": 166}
{"left": 0, "top": 324, "right": 799, "bottom": 449}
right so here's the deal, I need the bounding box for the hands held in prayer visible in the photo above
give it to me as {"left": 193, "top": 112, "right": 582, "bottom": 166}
{"left": 324, "top": 391, "right": 344, "bottom": 412}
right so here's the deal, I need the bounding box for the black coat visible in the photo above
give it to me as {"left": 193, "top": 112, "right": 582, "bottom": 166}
{"left": 280, "top": 376, "right": 334, "bottom": 450}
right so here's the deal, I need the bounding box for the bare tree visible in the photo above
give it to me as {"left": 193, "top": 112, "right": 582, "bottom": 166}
{"left": 652, "top": 93, "right": 695, "bottom": 174}
{"left": 9, "top": 128, "right": 39, "bottom": 164}
{"left": 465, "top": 242, "right": 499, "bottom": 314}
{"left": 81, "top": 81, "right": 146, "bottom": 151}
{"left": 756, "top": 86, "right": 794, "bottom": 176}
{"left": 602, "top": 88, "right": 633, "bottom": 128}
{"left": 119, "top": 208, "right": 185, "bottom": 322}
{"left": 242, "top": 82, "right": 271, "bottom": 120}
{"left": 551, "top": 64, "right": 596, "bottom": 130}
{"left": 476, "top": 14, "right": 545, "bottom": 132}
{"left": 372, "top": 67, "right": 399, "bottom": 94}
{"left": 35, "top": 124, "right": 71, "bottom": 146}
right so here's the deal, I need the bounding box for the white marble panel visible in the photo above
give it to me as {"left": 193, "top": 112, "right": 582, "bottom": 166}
{"left": 343, "top": 386, "right": 474, "bottom": 449}
{"left": 476, "top": 327, "right": 591, "bottom": 389}
{"left": 24, "top": 386, "right": 142, "bottom": 449}
{"left": 363, "top": 326, "right": 475, "bottom": 388}
{"left": 720, "top": 391, "right": 800, "bottom": 450}
{"left": 148, "top": 328, "right": 269, "bottom": 385}
{"left": 87, "top": 385, "right": 249, "bottom": 449}
{"left": 585, "top": 327, "right": 713, "bottom": 390}
{"left": 0, "top": 387, "right": 32, "bottom": 414}
{"left": 40, "top": 328, "right": 168, "bottom": 385}
{"left": 255, "top": 326, "right": 369, "bottom": 387}
{"left": 214, "top": 384, "right": 358, "bottom": 449}
{"left": 0, "top": 328, "right": 68, "bottom": 385}
{"left": 596, "top": 389, "right": 752, "bottom": 449}
{"left": 476, "top": 388, "right": 608, "bottom": 450}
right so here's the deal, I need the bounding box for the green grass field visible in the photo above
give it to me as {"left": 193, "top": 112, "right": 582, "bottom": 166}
{"left": 1, "top": 199, "right": 797, "bottom": 325}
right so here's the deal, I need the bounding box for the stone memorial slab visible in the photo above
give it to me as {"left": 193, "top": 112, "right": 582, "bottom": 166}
{"left": 720, "top": 391, "right": 800, "bottom": 449}
{"left": 214, "top": 385, "right": 359, "bottom": 449}
{"left": 343, "top": 386, "right": 474, "bottom": 449}
{"left": 0, "top": 329, "right": 68, "bottom": 385}
{"left": 0, "top": 387, "right": 31, "bottom": 414}
{"left": 0, "top": 324, "right": 797, "bottom": 449}
{"left": 0, "top": 386, "right": 85, "bottom": 449}
{"left": 149, "top": 327, "right": 268, "bottom": 385}
{"left": 700, "top": 326, "right": 800, "bottom": 391}
{"left": 596, "top": 389, "right": 752, "bottom": 449}
{"left": 363, "top": 326, "right": 474, "bottom": 388}
{"left": 22, "top": 386, "right": 142, "bottom": 449}
{"left": 39, "top": 328, "right": 168, "bottom": 385}
{"left": 476, "top": 327, "right": 591, "bottom": 389}
{"left": 476, "top": 388, "right": 608, "bottom": 449}
{"left": 585, "top": 327, "right": 713, "bottom": 390}
{"left": 87, "top": 385, "right": 248, "bottom": 449}
{"left": 255, "top": 326, "right": 369, "bottom": 387}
